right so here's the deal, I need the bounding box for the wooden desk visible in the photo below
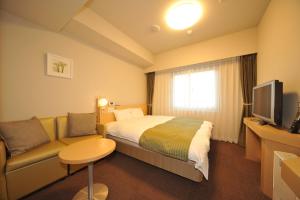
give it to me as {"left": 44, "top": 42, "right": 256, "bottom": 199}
{"left": 244, "top": 118, "right": 300, "bottom": 198}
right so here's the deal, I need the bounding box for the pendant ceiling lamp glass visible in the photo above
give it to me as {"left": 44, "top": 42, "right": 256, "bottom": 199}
{"left": 166, "top": 0, "right": 203, "bottom": 30}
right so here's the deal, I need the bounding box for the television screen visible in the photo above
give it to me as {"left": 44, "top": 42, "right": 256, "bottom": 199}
{"left": 253, "top": 84, "right": 272, "bottom": 118}
{"left": 252, "top": 80, "right": 283, "bottom": 126}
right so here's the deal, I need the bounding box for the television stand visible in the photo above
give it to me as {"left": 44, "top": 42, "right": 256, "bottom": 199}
{"left": 250, "top": 118, "right": 270, "bottom": 126}
{"left": 244, "top": 118, "right": 300, "bottom": 198}
{"left": 258, "top": 120, "right": 268, "bottom": 125}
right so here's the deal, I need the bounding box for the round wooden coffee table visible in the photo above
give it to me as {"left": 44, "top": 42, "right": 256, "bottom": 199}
{"left": 59, "top": 138, "right": 116, "bottom": 200}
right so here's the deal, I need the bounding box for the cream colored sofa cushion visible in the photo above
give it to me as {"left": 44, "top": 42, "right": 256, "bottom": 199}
{"left": 57, "top": 116, "right": 68, "bottom": 139}
{"left": 6, "top": 141, "right": 66, "bottom": 172}
{"left": 59, "top": 135, "right": 102, "bottom": 145}
{"left": 0, "top": 140, "right": 8, "bottom": 200}
{"left": 38, "top": 117, "right": 57, "bottom": 141}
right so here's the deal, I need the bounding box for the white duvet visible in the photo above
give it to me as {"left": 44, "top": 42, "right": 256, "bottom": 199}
{"left": 105, "top": 115, "right": 213, "bottom": 179}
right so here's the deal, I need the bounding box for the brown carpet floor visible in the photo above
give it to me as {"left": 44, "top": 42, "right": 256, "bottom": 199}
{"left": 23, "top": 141, "right": 270, "bottom": 200}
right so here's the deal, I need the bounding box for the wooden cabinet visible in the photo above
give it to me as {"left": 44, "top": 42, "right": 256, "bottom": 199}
{"left": 244, "top": 118, "right": 300, "bottom": 198}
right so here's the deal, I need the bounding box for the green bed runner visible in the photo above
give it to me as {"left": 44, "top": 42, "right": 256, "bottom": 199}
{"left": 139, "top": 117, "right": 203, "bottom": 161}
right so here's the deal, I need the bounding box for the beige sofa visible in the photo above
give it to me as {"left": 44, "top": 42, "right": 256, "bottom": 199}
{"left": 0, "top": 116, "right": 103, "bottom": 200}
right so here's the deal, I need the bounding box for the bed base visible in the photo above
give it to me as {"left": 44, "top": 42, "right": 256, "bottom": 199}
{"left": 107, "top": 135, "right": 203, "bottom": 182}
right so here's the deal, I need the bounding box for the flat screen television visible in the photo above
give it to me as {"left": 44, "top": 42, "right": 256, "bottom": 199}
{"left": 252, "top": 80, "right": 283, "bottom": 126}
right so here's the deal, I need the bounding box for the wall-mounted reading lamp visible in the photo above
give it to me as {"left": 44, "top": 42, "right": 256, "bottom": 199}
{"left": 98, "top": 98, "right": 108, "bottom": 109}
{"left": 97, "top": 97, "right": 108, "bottom": 124}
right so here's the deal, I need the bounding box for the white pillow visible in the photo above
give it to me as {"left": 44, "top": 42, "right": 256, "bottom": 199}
{"left": 113, "top": 109, "right": 132, "bottom": 121}
{"left": 113, "top": 108, "right": 144, "bottom": 121}
{"left": 130, "top": 108, "right": 144, "bottom": 118}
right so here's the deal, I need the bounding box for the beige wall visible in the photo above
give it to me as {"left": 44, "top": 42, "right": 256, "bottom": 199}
{"left": 146, "top": 28, "right": 257, "bottom": 72}
{"left": 257, "top": 0, "right": 300, "bottom": 127}
{"left": 0, "top": 10, "right": 146, "bottom": 121}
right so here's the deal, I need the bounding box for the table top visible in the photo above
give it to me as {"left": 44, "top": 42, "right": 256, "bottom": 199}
{"left": 59, "top": 138, "right": 116, "bottom": 165}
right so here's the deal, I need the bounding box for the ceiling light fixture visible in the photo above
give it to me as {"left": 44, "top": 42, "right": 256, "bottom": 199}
{"left": 165, "top": 0, "right": 203, "bottom": 30}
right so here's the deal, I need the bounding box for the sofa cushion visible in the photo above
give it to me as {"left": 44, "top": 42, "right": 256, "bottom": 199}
{"left": 0, "top": 140, "right": 8, "bottom": 200}
{"left": 59, "top": 135, "right": 102, "bottom": 145}
{"left": 68, "top": 113, "right": 97, "bottom": 137}
{"left": 57, "top": 116, "right": 102, "bottom": 139}
{"left": 38, "top": 117, "right": 56, "bottom": 141}
{"left": 6, "top": 141, "right": 66, "bottom": 172}
{"left": 0, "top": 117, "right": 50, "bottom": 156}
{"left": 57, "top": 116, "right": 68, "bottom": 139}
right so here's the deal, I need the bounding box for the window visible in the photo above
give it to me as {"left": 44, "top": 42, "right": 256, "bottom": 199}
{"left": 173, "top": 70, "right": 217, "bottom": 109}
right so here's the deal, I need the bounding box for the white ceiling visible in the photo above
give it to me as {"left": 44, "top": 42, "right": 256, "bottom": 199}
{"left": 0, "top": 0, "right": 88, "bottom": 31}
{"left": 0, "top": 0, "right": 270, "bottom": 67}
{"left": 0, "top": 0, "right": 154, "bottom": 67}
{"left": 87, "top": 0, "right": 270, "bottom": 54}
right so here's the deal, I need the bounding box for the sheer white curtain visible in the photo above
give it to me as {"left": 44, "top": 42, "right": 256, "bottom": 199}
{"left": 153, "top": 57, "right": 243, "bottom": 143}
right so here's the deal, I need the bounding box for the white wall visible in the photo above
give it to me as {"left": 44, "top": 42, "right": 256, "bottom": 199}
{"left": 146, "top": 28, "right": 257, "bottom": 72}
{"left": 257, "top": 0, "right": 300, "bottom": 127}
{"left": 0, "top": 10, "right": 146, "bottom": 121}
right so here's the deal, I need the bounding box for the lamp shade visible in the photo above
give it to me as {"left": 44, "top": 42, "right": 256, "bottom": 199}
{"left": 98, "top": 98, "right": 108, "bottom": 107}
{"left": 165, "top": 0, "right": 203, "bottom": 30}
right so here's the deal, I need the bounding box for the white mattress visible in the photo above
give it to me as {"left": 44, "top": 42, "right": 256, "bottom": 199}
{"left": 105, "top": 115, "right": 213, "bottom": 179}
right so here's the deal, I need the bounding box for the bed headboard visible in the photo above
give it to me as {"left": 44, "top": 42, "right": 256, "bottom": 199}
{"left": 99, "top": 104, "right": 147, "bottom": 124}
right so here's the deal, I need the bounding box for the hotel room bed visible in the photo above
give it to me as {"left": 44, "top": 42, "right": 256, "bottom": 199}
{"left": 100, "top": 105, "right": 213, "bottom": 182}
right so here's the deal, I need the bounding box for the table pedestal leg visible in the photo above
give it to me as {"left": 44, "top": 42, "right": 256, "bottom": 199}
{"left": 73, "top": 163, "right": 108, "bottom": 200}
{"left": 88, "top": 163, "right": 93, "bottom": 200}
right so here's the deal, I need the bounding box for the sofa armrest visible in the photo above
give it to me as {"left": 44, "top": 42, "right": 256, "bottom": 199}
{"left": 0, "top": 140, "right": 8, "bottom": 200}
{"left": 96, "top": 123, "right": 106, "bottom": 138}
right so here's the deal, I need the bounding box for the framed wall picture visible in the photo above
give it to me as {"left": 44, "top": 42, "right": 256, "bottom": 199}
{"left": 46, "top": 53, "right": 73, "bottom": 79}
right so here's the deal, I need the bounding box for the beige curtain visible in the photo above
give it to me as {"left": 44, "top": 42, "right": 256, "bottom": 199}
{"left": 146, "top": 72, "right": 155, "bottom": 115}
{"left": 153, "top": 57, "right": 243, "bottom": 143}
{"left": 238, "top": 54, "right": 257, "bottom": 146}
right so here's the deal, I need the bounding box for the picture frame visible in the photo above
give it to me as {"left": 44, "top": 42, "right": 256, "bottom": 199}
{"left": 46, "top": 53, "right": 73, "bottom": 79}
